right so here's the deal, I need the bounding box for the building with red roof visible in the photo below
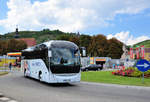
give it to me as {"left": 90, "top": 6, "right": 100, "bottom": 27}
{"left": 18, "top": 38, "right": 36, "bottom": 48}
{"left": 14, "top": 27, "right": 36, "bottom": 48}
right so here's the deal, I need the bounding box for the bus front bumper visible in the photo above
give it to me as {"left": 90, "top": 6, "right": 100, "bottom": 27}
{"left": 53, "top": 73, "right": 81, "bottom": 83}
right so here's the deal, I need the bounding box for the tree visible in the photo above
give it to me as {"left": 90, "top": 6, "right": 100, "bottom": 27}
{"left": 107, "top": 38, "right": 123, "bottom": 59}
{"left": 0, "top": 39, "right": 27, "bottom": 55}
{"left": 7, "top": 39, "right": 19, "bottom": 52}
{"left": 56, "top": 34, "right": 71, "bottom": 41}
{"left": 88, "top": 34, "right": 108, "bottom": 57}
{"left": 0, "top": 40, "right": 8, "bottom": 55}
{"left": 15, "top": 40, "right": 27, "bottom": 52}
{"left": 69, "top": 36, "right": 80, "bottom": 46}
{"left": 79, "top": 35, "right": 92, "bottom": 55}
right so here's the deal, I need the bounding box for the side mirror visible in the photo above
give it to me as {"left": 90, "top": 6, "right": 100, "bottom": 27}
{"left": 48, "top": 51, "right": 52, "bottom": 57}
{"left": 82, "top": 49, "right": 86, "bottom": 57}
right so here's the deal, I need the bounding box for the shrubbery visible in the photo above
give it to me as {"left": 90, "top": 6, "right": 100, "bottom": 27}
{"left": 112, "top": 67, "right": 150, "bottom": 78}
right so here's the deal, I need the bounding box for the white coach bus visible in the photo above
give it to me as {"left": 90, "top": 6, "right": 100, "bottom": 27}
{"left": 21, "top": 40, "right": 81, "bottom": 83}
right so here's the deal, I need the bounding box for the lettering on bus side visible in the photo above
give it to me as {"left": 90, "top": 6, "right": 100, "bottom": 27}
{"left": 32, "top": 62, "right": 41, "bottom": 67}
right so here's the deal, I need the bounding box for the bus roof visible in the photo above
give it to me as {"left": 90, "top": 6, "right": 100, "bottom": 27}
{"left": 43, "top": 40, "right": 78, "bottom": 48}
{"left": 22, "top": 40, "right": 78, "bottom": 52}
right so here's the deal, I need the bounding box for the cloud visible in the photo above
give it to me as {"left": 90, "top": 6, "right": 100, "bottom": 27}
{"left": 107, "top": 31, "right": 150, "bottom": 45}
{"left": 0, "top": 0, "right": 150, "bottom": 33}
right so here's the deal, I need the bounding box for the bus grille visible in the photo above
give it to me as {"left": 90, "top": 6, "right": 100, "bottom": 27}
{"left": 50, "top": 65, "right": 80, "bottom": 74}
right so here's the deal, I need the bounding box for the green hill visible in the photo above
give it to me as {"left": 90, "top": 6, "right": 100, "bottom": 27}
{"left": 132, "top": 40, "right": 150, "bottom": 48}
{"left": 0, "top": 29, "right": 124, "bottom": 58}
{"left": 1, "top": 29, "right": 149, "bottom": 49}
{"left": 0, "top": 29, "right": 76, "bottom": 44}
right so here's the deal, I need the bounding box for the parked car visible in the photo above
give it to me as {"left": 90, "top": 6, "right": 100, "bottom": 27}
{"left": 81, "top": 64, "right": 102, "bottom": 71}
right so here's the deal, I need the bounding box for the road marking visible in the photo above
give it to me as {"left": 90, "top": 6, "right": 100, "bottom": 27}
{"left": 0, "top": 97, "right": 10, "bottom": 101}
{"left": 0, "top": 93, "right": 18, "bottom": 102}
{"left": 0, "top": 93, "right": 3, "bottom": 96}
{"left": 8, "top": 100, "right": 18, "bottom": 102}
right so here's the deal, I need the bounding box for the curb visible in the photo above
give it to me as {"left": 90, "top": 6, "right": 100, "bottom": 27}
{"left": 81, "top": 81, "right": 150, "bottom": 91}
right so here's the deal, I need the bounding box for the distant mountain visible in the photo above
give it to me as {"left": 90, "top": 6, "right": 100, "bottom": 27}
{"left": 0, "top": 29, "right": 76, "bottom": 44}
{"left": 132, "top": 40, "right": 150, "bottom": 48}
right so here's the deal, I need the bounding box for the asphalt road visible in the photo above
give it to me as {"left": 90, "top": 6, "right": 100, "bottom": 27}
{"left": 0, "top": 72, "right": 150, "bottom": 102}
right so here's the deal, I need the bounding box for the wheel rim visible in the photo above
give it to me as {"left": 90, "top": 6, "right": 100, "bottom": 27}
{"left": 24, "top": 70, "right": 27, "bottom": 77}
{"left": 39, "top": 73, "right": 42, "bottom": 81}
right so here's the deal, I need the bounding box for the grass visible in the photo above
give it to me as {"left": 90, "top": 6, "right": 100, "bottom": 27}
{"left": 81, "top": 71, "right": 150, "bottom": 87}
{"left": 0, "top": 72, "right": 9, "bottom": 76}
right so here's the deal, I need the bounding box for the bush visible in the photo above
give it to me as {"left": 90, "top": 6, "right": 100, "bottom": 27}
{"left": 131, "top": 68, "right": 150, "bottom": 78}
{"left": 112, "top": 67, "right": 135, "bottom": 77}
{"left": 131, "top": 69, "right": 142, "bottom": 77}
{"left": 112, "top": 67, "right": 150, "bottom": 78}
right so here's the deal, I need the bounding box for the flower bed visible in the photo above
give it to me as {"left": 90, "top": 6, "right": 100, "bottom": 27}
{"left": 112, "top": 67, "right": 150, "bottom": 78}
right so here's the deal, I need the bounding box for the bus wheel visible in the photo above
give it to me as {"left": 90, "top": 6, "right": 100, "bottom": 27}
{"left": 38, "top": 71, "right": 42, "bottom": 81}
{"left": 24, "top": 69, "right": 27, "bottom": 77}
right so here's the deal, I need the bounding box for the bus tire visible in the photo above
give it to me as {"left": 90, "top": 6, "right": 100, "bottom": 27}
{"left": 38, "top": 71, "right": 42, "bottom": 81}
{"left": 24, "top": 69, "right": 27, "bottom": 77}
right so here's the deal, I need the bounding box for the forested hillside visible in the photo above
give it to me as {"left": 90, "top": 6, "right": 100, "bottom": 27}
{"left": 0, "top": 29, "right": 123, "bottom": 58}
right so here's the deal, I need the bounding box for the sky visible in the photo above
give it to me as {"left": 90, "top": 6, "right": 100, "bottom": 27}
{"left": 0, "top": 0, "right": 150, "bottom": 45}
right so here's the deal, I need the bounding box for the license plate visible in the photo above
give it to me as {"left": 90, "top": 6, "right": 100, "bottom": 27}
{"left": 63, "top": 79, "right": 71, "bottom": 82}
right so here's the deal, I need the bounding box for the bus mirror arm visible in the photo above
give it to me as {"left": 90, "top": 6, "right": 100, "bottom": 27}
{"left": 48, "top": 51, "right": 52, "bottom": 57}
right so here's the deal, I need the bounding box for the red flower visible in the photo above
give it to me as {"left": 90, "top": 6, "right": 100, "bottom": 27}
{"left": 122, "top": 72, "right": 125, "bottom": 76}
{"left": 112, "top": 72, "right": 115, "bottom": 75}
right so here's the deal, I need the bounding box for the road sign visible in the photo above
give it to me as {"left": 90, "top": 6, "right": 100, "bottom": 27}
{"left": 136, "top": 59, "right": 150, "bottom": 72}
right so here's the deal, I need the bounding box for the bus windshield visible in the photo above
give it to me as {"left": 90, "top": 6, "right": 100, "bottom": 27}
{"left": 50, "top": 48, "right": 80, "bottom": 65}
